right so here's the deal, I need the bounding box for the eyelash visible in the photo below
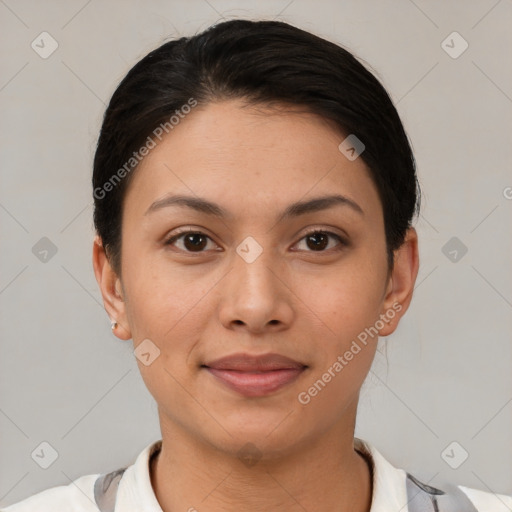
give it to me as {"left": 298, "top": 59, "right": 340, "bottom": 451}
{"left": 164, "top": 228, "right": 348, "bottom": 254}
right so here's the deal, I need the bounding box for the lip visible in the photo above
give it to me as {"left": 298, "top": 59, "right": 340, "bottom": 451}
{"left": 202, "top": 352, "right": 307, "bottom": 398}
{"left": 203, "top": 352, "right": 306, "bottom": 371}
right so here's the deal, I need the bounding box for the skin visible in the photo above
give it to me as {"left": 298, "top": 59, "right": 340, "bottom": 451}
{"left": 93, "top": 98, "right": 419, "bottom": 512}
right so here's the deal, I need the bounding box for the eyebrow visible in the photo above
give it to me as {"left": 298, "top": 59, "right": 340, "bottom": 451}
{"left": 144, "top": 193, "right": 364, "bottom": 220}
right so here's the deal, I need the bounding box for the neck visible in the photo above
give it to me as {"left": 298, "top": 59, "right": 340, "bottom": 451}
{"left": 150, "top": 419, "right": 373, "bottom": 512}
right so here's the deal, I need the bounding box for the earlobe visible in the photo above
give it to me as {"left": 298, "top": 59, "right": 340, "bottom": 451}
{"left": 378, "top": 228, "right": 419, "bottom": 337}
{"left": 92, "top": 235, "right": 132, "bottom": 340}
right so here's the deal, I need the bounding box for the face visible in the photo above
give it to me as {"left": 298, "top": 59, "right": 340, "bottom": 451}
{"left": 94, "top": 99, "right": 418, "bottom": 459}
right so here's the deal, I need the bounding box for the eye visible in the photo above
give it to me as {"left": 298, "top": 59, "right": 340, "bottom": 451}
{"left": 164, "top": 228, "right": 347, "bottom": 254}
{"left": 165, "top": 229, "right": 218, "bottom": 253}
{"left": 294, "top": 230, "right": 347, "bottom": 252}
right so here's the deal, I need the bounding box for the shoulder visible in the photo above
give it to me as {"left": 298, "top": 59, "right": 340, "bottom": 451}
{"left": 458, "top": 484, "right": 512, "bottom": 512}
{"left": 406, "top": 471, "right": 512, "bottom": 511}
{"left": 355, "top": 437, "right": 512, "bottom": 512}
{"left": 1, "top": 440, "right": 159, "bottom": 512}
{"left": 1, "top": 473, "right": 99, "bottom": 512}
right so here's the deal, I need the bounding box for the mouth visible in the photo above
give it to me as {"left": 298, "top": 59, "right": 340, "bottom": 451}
{"left": 201, "top": 352, "right": 308, "bottom": 397}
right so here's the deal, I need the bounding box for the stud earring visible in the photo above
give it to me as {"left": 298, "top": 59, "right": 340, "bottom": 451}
{"left": 111, "top": 320, "right": 118, "bottom": 330}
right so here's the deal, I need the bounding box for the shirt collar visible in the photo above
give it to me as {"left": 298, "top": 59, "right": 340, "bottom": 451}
{"left": 115, "top": 439, "right": 163, "bottom": 512}
{"left": 355, "top": 437, "right": 409, "bottom": 511}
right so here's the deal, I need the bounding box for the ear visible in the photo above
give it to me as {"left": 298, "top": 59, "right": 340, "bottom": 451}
{"left": 377, "top": 227, "right": 419, "bottom": 337}
{"left": 92, "top": 235, "right": 131, "bottom": 340}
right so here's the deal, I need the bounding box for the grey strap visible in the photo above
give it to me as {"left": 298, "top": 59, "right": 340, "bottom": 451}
{"left": 93, "top": 468, "right": 127, "bottom": 512}
{"left": 406, "top": 472, "right": 478, "bottom": 512}
{"left": 435, "top": 485, "right": 481, "bottom": 512}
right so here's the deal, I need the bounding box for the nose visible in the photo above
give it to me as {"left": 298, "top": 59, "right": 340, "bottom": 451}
{"left": 218, "top": 247, "right": 294, "bottom": 334}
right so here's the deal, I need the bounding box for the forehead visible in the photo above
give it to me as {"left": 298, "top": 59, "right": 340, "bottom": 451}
{"left": 123, "top": 99, "right": 382, "bottom": 221}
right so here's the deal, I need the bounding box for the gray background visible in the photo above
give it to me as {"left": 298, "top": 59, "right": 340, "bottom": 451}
{"left": 1, "top": 0, "right": 511, "bottom": 507}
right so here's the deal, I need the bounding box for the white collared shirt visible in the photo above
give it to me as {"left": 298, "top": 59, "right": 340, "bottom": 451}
{"left": 3, "top": 438, "right": 511, "bottom": 511}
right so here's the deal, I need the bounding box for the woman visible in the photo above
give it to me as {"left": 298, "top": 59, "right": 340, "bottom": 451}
{"left": 4, "top": 18, "right": 511, "bottom": 512}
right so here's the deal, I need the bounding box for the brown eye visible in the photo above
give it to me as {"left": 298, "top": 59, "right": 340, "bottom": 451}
{"left": 165, "top": 231, "right": 216, "bottom": 252}
{"left": 306, "top": 232, "right": 329, "bottom": 251}
{"left": 295, "top": 230, "right": 346, "bottom": 252}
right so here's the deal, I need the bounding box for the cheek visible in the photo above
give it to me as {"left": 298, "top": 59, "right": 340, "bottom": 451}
{"left": 293, "top": 266, "right": 383, "bottom": 420}
{"left": 298, "top": 282, "right": 381, "bottom": 400}
{"left": 122, "top": 246, "right": 210, "bottom": 337}
{"left": 300, "top": 255, "right": 387, "bottom": 344}
{"left": 123, "top": 253, "right": 228, "bottom": 393}
{"left": 124, "top": 256, "right": 217, "bottom": 406}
